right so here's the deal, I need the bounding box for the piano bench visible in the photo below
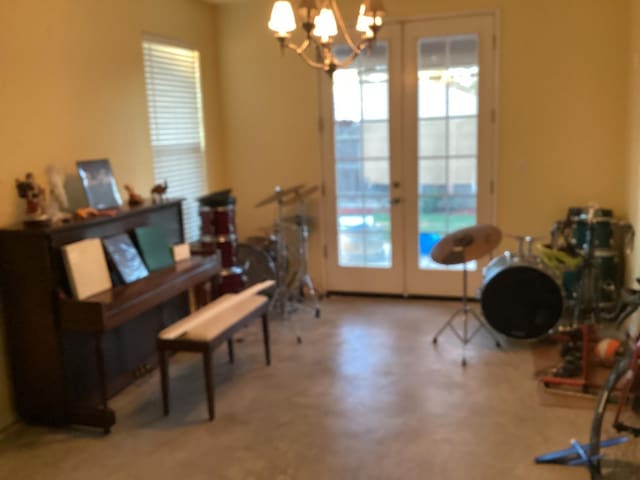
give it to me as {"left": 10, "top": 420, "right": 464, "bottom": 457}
{"left": 156, "top": 294, "right": 271, "bottom": 421}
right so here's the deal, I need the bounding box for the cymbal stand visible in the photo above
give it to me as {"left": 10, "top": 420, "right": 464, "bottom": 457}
{"left": 288, "top": 192, "right": 321, "bottom": 319}
{"left": 269, "top": 186, "right": 303, "bottom": 343}
{"left": 432, "top": 248, "right": 502, "bottom": 367}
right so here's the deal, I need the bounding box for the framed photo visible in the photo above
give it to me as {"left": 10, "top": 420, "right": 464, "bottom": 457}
{"left": 77, "top": 159, "right": 122, "bottom": 210}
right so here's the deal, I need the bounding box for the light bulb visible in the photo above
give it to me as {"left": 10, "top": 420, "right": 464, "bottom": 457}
{"left": 268, "top": 1, "right": 296, "bottom": 37}
{"left": 356, "top": 3, "right": 374, "bottom": 33}
{"left": 313, "top": 8, "right": 338, "bottom": 42}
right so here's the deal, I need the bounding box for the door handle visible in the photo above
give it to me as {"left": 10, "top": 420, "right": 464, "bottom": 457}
{"left": 390, "top": 197, "right": 402, "bottom": 205}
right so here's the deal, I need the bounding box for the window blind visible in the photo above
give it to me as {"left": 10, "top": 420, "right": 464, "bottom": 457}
{"left": 142, "top": 38, "right": 206, "bottom": 242}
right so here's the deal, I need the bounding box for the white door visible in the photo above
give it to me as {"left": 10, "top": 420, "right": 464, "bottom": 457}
{"left": 322, "top": 14, "right": 497, "bottom": 296}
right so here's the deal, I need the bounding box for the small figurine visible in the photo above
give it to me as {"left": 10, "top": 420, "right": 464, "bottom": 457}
{"left": 15, "top": 172, "right": 48, "bottom": 221}
{"left": 151, "top": 180, "right": 168, "bottom": 204}
{"left": 124, "top": 184, "right": 144, "bottom": 207}
{"left": 45, "top": 165, "right": 72, "bottom": 224}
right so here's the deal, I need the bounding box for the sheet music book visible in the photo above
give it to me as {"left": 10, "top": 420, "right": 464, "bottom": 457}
{"left": 133, "top": 226, "right": 175, "bottom": 272}
{"left": 61, "top": 238, "right": 113, "bottom": 300}
{"left": 77, "top": 159, "right": 122, "bottom": 210}
{"left": 102, "top": 233, "right": 149, "bottom": 284}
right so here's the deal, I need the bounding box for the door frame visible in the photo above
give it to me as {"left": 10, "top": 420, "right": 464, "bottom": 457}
{"left": 318, "top": 10, "right": 500, "bottom": 296}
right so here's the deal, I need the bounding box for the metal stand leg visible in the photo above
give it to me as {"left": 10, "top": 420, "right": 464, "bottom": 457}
{"left": 432, "top": 262, "right": 501, "bottom": 366}
{"left": 268, "top": 285, "right": 303, "bottom": 344}
{"left": 303, "top": 273, "right": 321, "bottom": 318}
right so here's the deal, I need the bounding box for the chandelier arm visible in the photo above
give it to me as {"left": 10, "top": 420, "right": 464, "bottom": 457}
{"left": 298, "top": 51, "right": 326, "bottom": 69}
{"left": 288, "top": 37, "right": 311, "bottom": 56}
{"left": 330, "top": 0, "right": 359, "bottom": 53}
{"left": 287, "top": 41, "right": 326, "bottom": 69}
{"left": 330, "top": 47, "right": 362, "bottom": 69}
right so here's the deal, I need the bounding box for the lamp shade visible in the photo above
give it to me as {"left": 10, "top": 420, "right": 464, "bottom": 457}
{"left": 356, "top": 3, "right": 374, "bottom": 33}
{"left": 313, "top": 7, "right": 338, "bottom": 41}
{"left": 268, "top": 1, "right": 296, "bottom": 36}
{"left": 364, "top": 0, "right": 385, "bottom": 27}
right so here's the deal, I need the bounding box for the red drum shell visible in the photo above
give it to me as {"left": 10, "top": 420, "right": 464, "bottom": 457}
{"left": 214, "top": 267, "right": 246, "bottom": 296}
{"left": 199, "top": 207, "right": 216, "bottom": 235}
{"left": 196, "top": 235, "right": 218, "bottom": 255}
{"left": 213, "top": 206, "right": 236, "bottom": 236}
{"left": 216, "top": 234, "right": 237, "bottom": 268}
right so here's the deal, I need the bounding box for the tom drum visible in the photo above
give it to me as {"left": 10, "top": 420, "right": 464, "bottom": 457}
{"left": 481, "top": 253, "right": 563, "bottom": 339}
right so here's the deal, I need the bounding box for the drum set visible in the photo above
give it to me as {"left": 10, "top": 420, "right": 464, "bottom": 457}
{"left": 433, "top": 205, "right": 635, "bottom": 366}
{"left": 238, "top": 184, "right": 321, "bottom": 342}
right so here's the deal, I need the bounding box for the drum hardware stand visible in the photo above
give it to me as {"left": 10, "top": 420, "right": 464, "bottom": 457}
{"left": 540, "top": 323, "right": 594, "bottom": 392}
{"left": 262, "top": 185, "right": 303, "bottom": 344}
{"left": 542, "top": 213, "right": 600, "bottom": 392}
{"left": 285, "top": 188, "right": 321, "bottom": 319}
{"left": 432, "top": 240, "right": 502, "bottom": 367}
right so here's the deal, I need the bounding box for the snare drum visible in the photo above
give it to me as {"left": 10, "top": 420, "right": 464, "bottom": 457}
{"left": 216, "top": 234, "right": 238, "bottom": 268}
{"left": 213, "top": 205, "right": 236, "bottom": 236}
{"left": 481, "top": 252, "right": 563, "bottom": 339}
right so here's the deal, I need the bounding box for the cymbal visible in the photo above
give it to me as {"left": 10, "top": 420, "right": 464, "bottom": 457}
{"left": 280, "top": 185, "right": 320, "bottom": 206}
{"left": 255, "top": 184, "right": 306, "bottom": 208}
{"left": 431, "top": 224, "right": 502, "bottom": 265}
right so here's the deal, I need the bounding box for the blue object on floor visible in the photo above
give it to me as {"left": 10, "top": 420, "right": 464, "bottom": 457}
{"left": 534, "top": 436, "right": 629, "bottom": 466}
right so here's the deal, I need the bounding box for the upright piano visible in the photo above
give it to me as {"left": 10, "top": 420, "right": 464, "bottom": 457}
{"left": 0, "top": 200, "right": 220, "bottom": 431}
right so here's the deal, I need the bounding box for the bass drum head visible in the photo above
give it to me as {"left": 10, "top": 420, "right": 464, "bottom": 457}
{"left": 481, "top": 265, "right": 563, "bottom": 339}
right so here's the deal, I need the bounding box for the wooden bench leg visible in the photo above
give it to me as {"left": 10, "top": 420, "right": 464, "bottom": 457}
{"left": 262, "top": 313, "right": 271, "bottom": 366}
{"left": 227, "top": 337, "right": 234, "bottom": 364}
{"left": 158, "top": 349, "right": 170, "bottom": 416}
{"left": 202, "top": 348, "right": 215, "bottom": 421}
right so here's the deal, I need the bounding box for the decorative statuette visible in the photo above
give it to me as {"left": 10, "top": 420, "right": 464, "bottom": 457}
{"left": 15, "top": 172, "right": 48, "bottom": 223}
{"left": 151, "top": 180, "right": 168, "bottom": 204}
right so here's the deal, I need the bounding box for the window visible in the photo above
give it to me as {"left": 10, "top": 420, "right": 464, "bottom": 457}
{"left": 142, "top": 37, "right": 206, "bottom": 242}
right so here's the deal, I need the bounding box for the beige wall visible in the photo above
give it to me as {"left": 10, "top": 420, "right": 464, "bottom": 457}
{"left": 219, "top": 0, "right": 630, "bottom": 282}
{"left": 628, "top": 0, "right": 640, "bottom": 282}
{"left": 0, "top": 0, "right": 224, "bottom": 429}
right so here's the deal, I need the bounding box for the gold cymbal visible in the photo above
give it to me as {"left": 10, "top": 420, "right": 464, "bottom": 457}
{"left": 280, "top": 185, "right": 320, "bottom": 206}
{"left": 255, "top": 184, "right": 306, "bottom": 208}
{"left": 431, "top": 224, "right": 502, "bottom": 265}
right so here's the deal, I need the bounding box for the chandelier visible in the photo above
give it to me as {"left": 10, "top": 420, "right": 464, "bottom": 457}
{"left": 268, "top": 0, "right": 385, "bottom": 75}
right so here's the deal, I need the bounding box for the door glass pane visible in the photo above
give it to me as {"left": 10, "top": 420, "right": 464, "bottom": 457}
{"left": 333, "top": 43, "right": 391, "bottom": 268}
{"left": 417, "top": 35, "right": 479, "bottom": 270}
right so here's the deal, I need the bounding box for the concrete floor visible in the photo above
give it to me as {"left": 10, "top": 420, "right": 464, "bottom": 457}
{"left": 0, "top": 296, "right": 598, "bottom": 479}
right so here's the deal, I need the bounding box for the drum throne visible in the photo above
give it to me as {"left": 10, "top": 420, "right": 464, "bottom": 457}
{"left": 431, "top": 225, "right": 503, "bottom": 366}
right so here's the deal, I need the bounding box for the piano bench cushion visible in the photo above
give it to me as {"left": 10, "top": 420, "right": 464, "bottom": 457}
{"left": 157, "top": 294, "right": 235, "bottom": 340}
{"left": 158, "top": 294, "right": 268, "bottom": 343}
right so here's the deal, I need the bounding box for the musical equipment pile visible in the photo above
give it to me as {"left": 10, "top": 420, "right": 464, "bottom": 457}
{"left": 433, "top": 204, "right": 635, "bottom": 377}
{"left": 475, "top": 205, "right": 634, "bottom": 341}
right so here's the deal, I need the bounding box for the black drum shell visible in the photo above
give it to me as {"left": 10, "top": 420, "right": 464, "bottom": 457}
{"left": 481, "top": 263, "right": 563, "bottom": 339}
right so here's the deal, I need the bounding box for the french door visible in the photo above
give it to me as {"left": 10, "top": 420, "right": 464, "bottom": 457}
{"left": 322, "top": 13, "right": 497, "bottom": 296}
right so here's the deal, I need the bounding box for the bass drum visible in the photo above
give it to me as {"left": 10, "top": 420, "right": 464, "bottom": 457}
{"left": 481, "top": 253, "right": 563, "bottom": 339}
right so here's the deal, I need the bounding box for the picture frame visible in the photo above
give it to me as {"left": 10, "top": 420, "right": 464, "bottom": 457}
{"left": 77, "top": 159, "right": 122, "bottom": 210}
